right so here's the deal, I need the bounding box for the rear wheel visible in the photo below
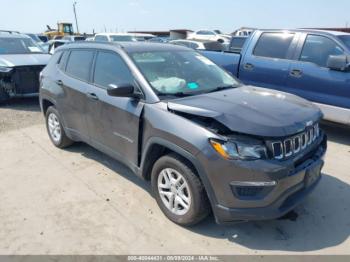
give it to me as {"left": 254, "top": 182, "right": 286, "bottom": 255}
{"left": 151, "top": 154, "right": 210, "bottom": 226}
{"left": 45, "top": 106, "right": 73, "bottom": 148}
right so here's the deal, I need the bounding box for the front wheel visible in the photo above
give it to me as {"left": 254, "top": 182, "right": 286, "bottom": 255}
{"left": 45, "top": 106, "right": 73, "bottom": 148}
{"left": 151, "top": 154, "right": 210, "bottom": 226}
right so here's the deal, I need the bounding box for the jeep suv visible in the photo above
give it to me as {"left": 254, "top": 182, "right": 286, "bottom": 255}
{"left": 0, "top": 31, "right": 51, "bottom": 103}
{"left": 39, "top": 42, "right": 327, "bottom": 226}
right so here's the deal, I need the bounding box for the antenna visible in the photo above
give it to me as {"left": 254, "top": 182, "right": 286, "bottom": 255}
{"left": 73, "top": 1, "right": 80, "bottom": 34}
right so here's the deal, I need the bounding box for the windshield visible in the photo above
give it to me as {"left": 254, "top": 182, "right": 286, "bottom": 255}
{"left": 338, "top": 35, "right": 350, "bottom": 50}
{"left": 110, "top": 35, "right": 135, "bottom": 42}
{"left": 130, "top": 50, "right": 240, "bottom": 97}
{"left": 0, "top": 37, "right": 44, "bottom": 54}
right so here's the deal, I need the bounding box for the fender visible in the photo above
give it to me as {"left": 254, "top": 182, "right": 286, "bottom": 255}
{"left": 139, "top": 137, "right": 219, "bottom": 209}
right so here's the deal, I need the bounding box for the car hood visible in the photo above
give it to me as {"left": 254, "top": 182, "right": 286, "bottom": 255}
{"left": 167, "top": 86, "right": 322, "bottom": 137}
{"left": 0, "top": 53, "right": 51, "bottom": 67}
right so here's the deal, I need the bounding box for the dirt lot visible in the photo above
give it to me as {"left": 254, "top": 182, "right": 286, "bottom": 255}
{"left": 0, "top": 99, "right": 349, "bottom": 255}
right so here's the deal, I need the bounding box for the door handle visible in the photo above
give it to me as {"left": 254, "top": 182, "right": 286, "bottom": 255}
{"left": 55, "top": 80, "right": 63, "bottom": 86}
{"left": 290, "top": 69, "right": 303, "bottom": 78}
{"left": 86, "top": 92, "right": 99, "bottom": 101}
{"left": 243, "top": 63, "right": 254, "bottom": 70}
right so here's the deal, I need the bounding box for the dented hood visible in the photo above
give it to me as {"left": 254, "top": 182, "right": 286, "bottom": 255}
{"left": 167, "top": 86, "right": 322, "bottom": 137}
{"left": 0, "top": 53, "right": 51, "bottom": 67}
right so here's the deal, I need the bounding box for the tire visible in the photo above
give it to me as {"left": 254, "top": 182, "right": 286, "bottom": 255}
{"left": 151, "top": 153, "right": 210, "bottom": 226}
{"left": 45, "top": 106, "right": 73, "bottom": 148}
{"left": 0, "top": 88, "right": 10, "bottom": 104}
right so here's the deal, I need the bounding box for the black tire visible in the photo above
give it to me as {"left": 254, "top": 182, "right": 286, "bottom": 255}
{"left": 151, "top": 153, "right": 210, "bottom": 226}
{"left": 45, "top": 106, "right": 73, "bottom": 148}
{"left": 0, "top": 88, "right": 10, "bottom": 104}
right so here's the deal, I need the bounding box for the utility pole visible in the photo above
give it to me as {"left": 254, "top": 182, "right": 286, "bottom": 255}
{"left": 73, "top": 1, "right": 79, "bottom": 34}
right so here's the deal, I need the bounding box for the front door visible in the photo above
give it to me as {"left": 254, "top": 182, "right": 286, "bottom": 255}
{"left": 286, "top": 34, "right": 350, "bottom": 111}
{"left": 85, "top": 50, "right": 144, "bottom": 168}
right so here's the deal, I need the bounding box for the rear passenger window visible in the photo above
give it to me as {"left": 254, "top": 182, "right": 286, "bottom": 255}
{"left": 253, "top": 33, "right": 294, "bottom": 59}
{"left": 300, "top": 35, "right": 344, "bottom": 67}
{"left": 66, "top": 50, "right": 94, "bottom": 82}
{"left": 58, "top": 51, "right": 69, "bottom": 70}
{"left": 93, "top": 51, "right": 133, "bottom": 89}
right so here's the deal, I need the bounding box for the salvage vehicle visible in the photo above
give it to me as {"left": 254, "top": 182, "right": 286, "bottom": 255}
{"left": 40, "top": 42, "right": 327, "bottom": 226}
{"left": 188, "top": 30, "right": 231, "bottom": 44}
{"left": 0, "top": 31, "right": 51, "bottom": 103}
{"left": 202, "top": 29, "right": 350, "bottom": 125}
{"left": 170, "top": 39, "right": 224, "bottom": 51}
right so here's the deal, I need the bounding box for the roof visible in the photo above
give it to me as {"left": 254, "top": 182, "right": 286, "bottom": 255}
{"left": 95, "top": 32, "right": 155, "bottom": 37}
{"left": 0, "top": 32, "right": 31, "bottom": 39}
{"left": 259, "top": 28, "right": 350, "bottom": 36}
{"left": 170, "top": 39, "right": 219, "bottom": 44}
{"left": 59, "top": 41, "right": 190, "bottom": 53}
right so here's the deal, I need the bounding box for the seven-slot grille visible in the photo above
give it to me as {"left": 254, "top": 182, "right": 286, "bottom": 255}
{"left": 270, "top": 123, "right": 320, "bottom": 160}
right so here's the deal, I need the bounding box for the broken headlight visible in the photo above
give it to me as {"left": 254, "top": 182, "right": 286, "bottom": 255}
{"left": 0, "top": 66, "right": 13, "bottom": 73}
{"left": 210, "top": 138, "right": 267, "bottom": 160}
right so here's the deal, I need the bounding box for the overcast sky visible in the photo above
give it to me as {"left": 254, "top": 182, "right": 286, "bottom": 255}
{"left": 1, "top": 0, "right": 349, "bottom": 34}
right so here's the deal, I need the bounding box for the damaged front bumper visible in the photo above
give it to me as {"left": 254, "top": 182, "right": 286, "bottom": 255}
{"left": 197, "top": 133, "right": 327, "bottom": 224}
{"left": 0, "top": 65, "right": 45, "bottom": 99}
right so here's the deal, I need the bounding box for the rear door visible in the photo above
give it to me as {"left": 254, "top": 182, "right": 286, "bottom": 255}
{"left": 85, "top": 50, "right": 144, "bottom": 167}
{"left": 239, "top": 31, "right": 299, "bottom": 92}
{"left": 58, "top": 49, "right": 94, "bottom": 141}
{"left": 286, "top": 34, "right": 350, "bottom": 113}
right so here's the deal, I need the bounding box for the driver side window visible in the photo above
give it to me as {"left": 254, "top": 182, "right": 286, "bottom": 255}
{"left": 300, "top": 35, "right": 344, "bottom": 67}
{"left": 93, "top": 51, "right": 134, "bottom": 89}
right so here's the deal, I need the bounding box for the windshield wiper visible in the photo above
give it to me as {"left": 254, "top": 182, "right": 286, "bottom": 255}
{"left": 208, "top": 85, "right": 237, "bottom": 93}
{"left": 157, "top": 92, "right": 193, "bottom": 97}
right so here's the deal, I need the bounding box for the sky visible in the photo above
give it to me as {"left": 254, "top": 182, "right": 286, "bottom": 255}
{"left": 0, "top": 0, "right": 349, "bottom": 34}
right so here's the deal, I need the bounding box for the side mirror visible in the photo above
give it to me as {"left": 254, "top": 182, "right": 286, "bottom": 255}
{"left": 327, "top": 55, "right": 350, "bottom": 72}
{"left": 107, "top": 83, "right": 136, "bottom": 98}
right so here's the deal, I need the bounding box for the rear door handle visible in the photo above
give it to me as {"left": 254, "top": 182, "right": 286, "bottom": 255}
{"left": 55, "top": 80, "right": 63, "bottom": 86}
{"left": 243, "top": 63, "right": 254, "bottom": 70}
{"left": 290, "top": 69, "right": 303, "bottom": 78}
{"left": 86, "top": 92, "right": 99, "bottom": 101}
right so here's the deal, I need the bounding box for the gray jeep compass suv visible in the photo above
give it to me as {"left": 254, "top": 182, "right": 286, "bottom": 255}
{"left": 40, "top": 42, "right": 327, "bottom": 226}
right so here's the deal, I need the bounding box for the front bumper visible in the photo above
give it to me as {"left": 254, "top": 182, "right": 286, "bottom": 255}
{"left": 197, "top": 133, "right": 327, "bottom": 224}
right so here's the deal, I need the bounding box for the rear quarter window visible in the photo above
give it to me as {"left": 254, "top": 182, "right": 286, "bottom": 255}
{"left": 253, "top": 32, "right": 294, "bottom": 59}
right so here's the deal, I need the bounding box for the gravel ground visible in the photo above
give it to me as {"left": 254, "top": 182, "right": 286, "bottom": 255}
{"left": 0, "top": 98, "right": 43, "bottom": 133}
{"left": 0, "top": 99, "right": 350, "bottom": 255}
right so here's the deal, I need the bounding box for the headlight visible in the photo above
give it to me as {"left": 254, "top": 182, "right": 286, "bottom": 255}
{"left": 210, "top": 139, "right": 267, "bottom": 160}
{"left": 0, "top": 66, "right": 13, "bottom": 73}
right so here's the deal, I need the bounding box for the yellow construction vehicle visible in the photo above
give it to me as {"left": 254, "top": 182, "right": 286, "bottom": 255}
{"left": 44, "top": 23, "right": 74, "bottom": 39}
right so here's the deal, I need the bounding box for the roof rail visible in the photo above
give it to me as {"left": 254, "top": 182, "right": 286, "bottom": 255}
{"left": 0, "top": 30, "right": 21, "bottom": 34}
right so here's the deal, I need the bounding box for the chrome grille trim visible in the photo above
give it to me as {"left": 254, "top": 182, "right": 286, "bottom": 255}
{"left": 293, "top": 136, "right": 301, "bottom": 153}
{"left": 270, "top": 123, "right": 320, "bottom": 160}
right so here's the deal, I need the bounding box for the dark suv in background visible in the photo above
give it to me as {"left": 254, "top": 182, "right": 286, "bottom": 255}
{"left": 0, "top": 30, "right": 51, "bottom": 103}
{"left": 40, "top": 42, "right": 327, "bottom": 226}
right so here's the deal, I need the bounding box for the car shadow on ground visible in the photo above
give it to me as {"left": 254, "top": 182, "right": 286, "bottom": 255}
{"left": 0, "top": 97, "right": 41, "bottom": 112}
{"left": 321, "top": 121, "right": 350, "bottom": 146}
{"left": 189, "top": 173, "right": 350, "bottom": 252}
{"left": 65, "top": 143, "right": 152, "bottom": 194}
{"left": 65, "top": 122, "right": 350, "bottom": 252}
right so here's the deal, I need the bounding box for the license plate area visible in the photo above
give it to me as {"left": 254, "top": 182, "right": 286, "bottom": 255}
{"left": 304, "top": 162, "right": 322, "bottom": 187}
